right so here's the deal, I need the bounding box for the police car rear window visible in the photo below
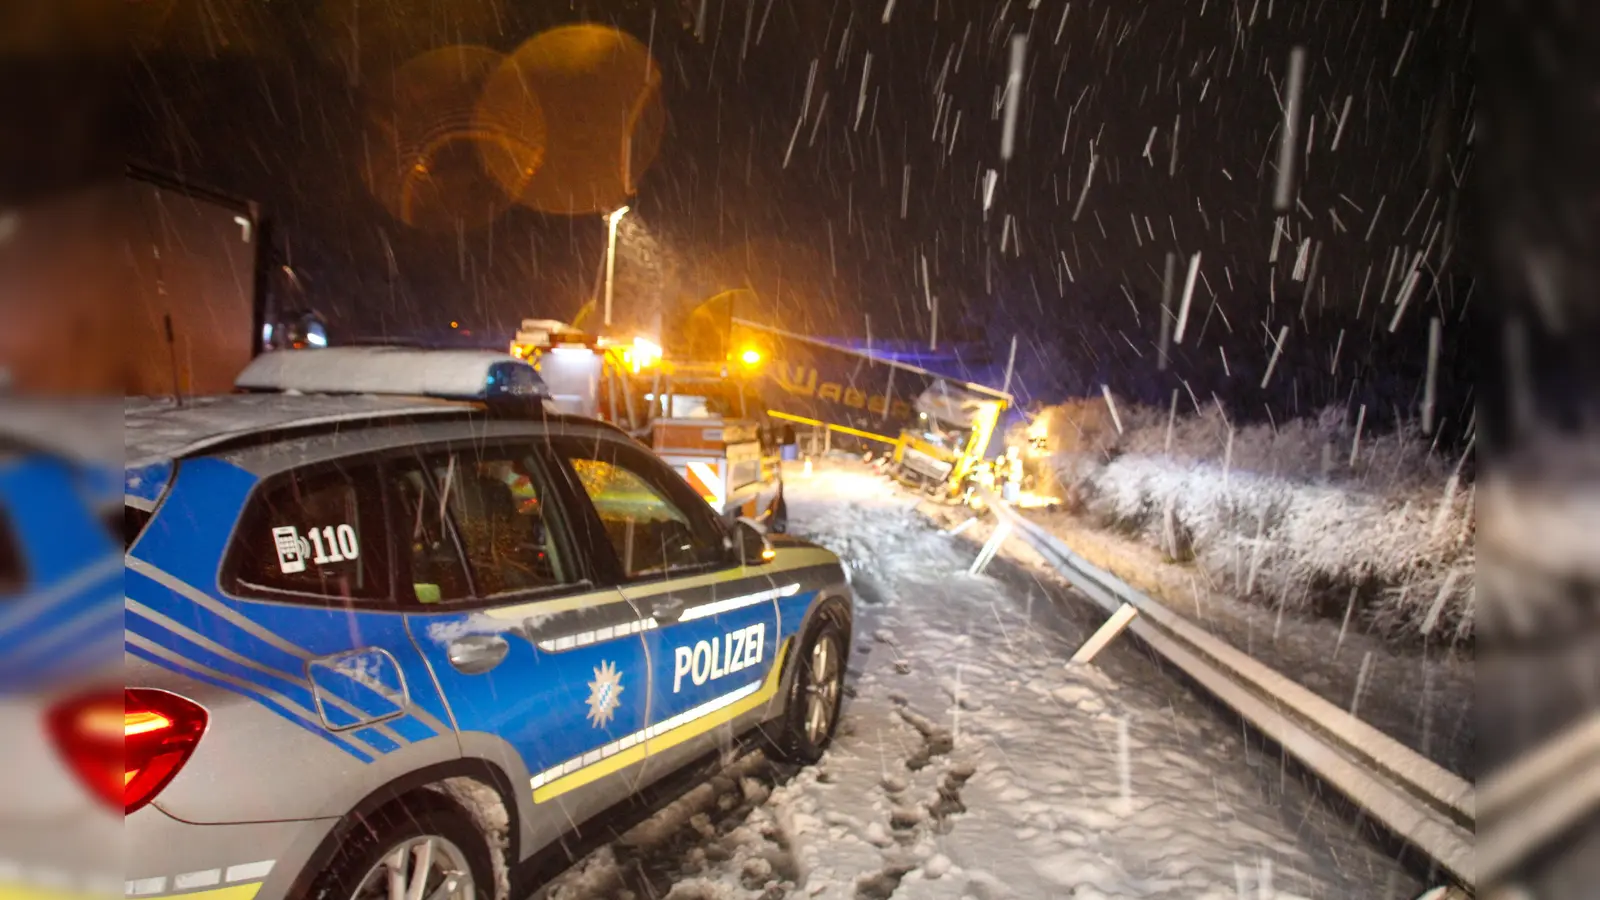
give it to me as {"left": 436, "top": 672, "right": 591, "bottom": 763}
{"left": 124, "top": 505, "right": 151, "bottom": 550}
{"left": 229, "top": 465, "right": 390, "bottom": 603}
{"left": 0, "top": 508, "right": 22, "bottom": 595}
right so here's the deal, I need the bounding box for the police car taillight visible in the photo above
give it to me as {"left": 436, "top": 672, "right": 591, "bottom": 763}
{"left": 48, "top": 689, "right": 208, "bottom": 814}
{"left": 121, "top": 689, "right": 207, "bottom": 814}
{"left": 46, "top": 691, "right": 123, "bottom": 812}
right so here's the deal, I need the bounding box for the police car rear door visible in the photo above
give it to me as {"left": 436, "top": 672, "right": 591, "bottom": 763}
{"left": 383, "top": 440, "right": 657, "bottom": 824}
{"left": 546, "top": 437, "right": 783, "bottom": 773}
{"left": 126, "top": 454, "right": 459, "bottom": 824}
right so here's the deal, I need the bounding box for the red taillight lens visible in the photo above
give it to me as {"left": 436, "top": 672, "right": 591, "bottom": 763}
{"left": 48, "top": 689, "right": 207, "bottom": 814}
{"left": 46, "top": 691, "right": 122, "bottom": 811}
{"left": 121, "top": 689, "right": 207, "bottom": 814}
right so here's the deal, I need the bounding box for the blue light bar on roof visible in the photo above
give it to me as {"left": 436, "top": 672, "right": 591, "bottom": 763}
{"left": 234, "top": 347, "right": 550, "bottom": 402}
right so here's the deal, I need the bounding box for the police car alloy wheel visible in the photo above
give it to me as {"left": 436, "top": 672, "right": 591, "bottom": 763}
{"left": 351, "top": 835, "right": 475, "bottom": 900}
{"left": 766, "top": 611, "right": 850, "bottom": 763}
{"left": 804, "top": 632, "right": 843, "bottom": 746}
{"left": 312, "top": 802, "right": 491, "bottom": 900}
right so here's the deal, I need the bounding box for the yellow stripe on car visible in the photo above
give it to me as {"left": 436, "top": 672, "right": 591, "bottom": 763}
{"left": 531, "top": 639, "right": 791, "bottom": 804}
{"left": 0, "top": 881, "right": 265, "bottom": 900}
{"left": 132, "top": 883, "right": 259, "bottom": 896}
{"left": 123, "top": 885, "right": 262, "bottom": 900}
{"left": 0, "top": 883, "right": 115, "bottom": 900}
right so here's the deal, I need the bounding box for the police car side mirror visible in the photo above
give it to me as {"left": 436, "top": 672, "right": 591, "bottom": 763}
{"left": 730, "top": 518, "right": 775, "bottom": 566}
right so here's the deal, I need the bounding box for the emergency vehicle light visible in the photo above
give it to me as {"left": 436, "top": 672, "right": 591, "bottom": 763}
{"left": 235, "top": 347, "right": 550, "bottom": 403}
{"left": 632, "top": 336, "right": 662, "bottom": 368}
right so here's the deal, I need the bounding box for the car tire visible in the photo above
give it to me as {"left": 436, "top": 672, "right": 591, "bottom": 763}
{"left": 769, "top": 496, "right": 789, "bottom": 534}
{"left": 764, "top": 608, "right": 849, "bottom": 764}
{"left": 308, "top": 796, "right": 493, "bottom": 900}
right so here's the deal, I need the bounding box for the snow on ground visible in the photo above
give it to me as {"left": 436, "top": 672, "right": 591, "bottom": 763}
{"left": 536, "top": 458, "right": 1426, "bottom": 900}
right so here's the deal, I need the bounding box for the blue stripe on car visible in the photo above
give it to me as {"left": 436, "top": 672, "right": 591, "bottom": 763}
{"left": 125, "top": 641, "right": 376, "bottom": 764}
{"left": 127, "top": 597, "right": 441, "bottom": 745}
{"left": 124, "top": 459, "right": 174, "bottom": 505}
{"left": 125, "top": 566, "right": 313, "bottom": 677}
{"left": 125, "top": 611, "right": 320, "bottom": 708}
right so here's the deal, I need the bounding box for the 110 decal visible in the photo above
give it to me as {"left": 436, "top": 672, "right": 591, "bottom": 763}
{"left": 271, "top": 523, "right": 360, "bottom": 574}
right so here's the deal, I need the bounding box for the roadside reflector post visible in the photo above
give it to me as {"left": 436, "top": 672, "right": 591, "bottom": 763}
{"left": 1069, "top": 602, "right": 1140, "bottom": 665}
{"left": 968, "top": 521, "right": 1012, "bottom": 575}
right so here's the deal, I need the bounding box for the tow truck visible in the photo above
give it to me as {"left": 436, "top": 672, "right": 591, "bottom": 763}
{"left": 509, "top": 319, "right": 792, "bottom": 531}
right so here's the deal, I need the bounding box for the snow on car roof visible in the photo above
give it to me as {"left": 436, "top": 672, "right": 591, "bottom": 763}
{"left": 125, "top": 393, "right": 477, "bottom": 467}
{"left": 235, "top": 346, "right": 546, "bottom": 400}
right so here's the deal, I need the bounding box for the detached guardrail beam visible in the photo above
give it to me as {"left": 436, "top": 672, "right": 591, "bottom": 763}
{"left": 967, "top": 520, "right": 1011, "bottom": 575}
{"left": 977, "top": 490, "right": 1476, "bottom": 890}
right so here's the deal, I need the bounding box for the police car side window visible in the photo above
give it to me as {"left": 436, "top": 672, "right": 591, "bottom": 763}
{"left": 231, "top": 465, "right": 390, "bottom": 602}
{"left": 409, "top": 448, "right": 570, "bottom": 600}
{"left": 560, "top": 445, "right": 725, "bottom": 580}
{"left": 385, "top": 458, "right": 473, "bottom": 605}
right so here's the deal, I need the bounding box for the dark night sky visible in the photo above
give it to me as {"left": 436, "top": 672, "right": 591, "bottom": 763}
{"left": 129, "top": 0, "right": 1474, "bottom": 432}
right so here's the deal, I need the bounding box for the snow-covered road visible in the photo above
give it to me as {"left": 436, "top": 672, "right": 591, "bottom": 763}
{"left": 538, "top": 459, "right": 1426, "bottom": 900}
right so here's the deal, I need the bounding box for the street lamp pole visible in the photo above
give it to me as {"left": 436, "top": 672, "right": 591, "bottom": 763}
{"left": 603, "top": 205, "right": 630, "bottom": 328}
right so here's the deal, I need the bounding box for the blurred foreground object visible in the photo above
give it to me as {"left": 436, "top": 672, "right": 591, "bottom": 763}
{"left": 0, "top": 167, "right": 275, "bottom": 398}
{"left": 0, "top": 402, "right": 124, "bottom": 899}
{"left": 1477, "top": 0, "right": 1600, "bottom": 895}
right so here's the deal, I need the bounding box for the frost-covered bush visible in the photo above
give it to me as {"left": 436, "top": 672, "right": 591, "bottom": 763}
{"left": 1035, "top": 397, "right": 1475, "bottom": 642}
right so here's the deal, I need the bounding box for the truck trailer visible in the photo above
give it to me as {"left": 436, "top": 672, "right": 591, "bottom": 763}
{"left": 727, "top": 318, "right": 1011, "bottom": 495}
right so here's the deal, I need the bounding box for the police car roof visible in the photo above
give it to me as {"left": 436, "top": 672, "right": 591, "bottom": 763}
{"left": 125, "top": 393, "right": 482, "bottom": 467}
{"left": 235, "top": 346, "right": 547, "bottom": 399}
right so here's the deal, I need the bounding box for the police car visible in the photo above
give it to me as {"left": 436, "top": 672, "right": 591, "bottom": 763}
{"left": 123, "top": 348, "right": 853, "bottom": 900}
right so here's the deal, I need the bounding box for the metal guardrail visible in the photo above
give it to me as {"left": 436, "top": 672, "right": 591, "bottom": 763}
{"left": 1478, "top": 711, "right": 1600, "bottom": 885}
{"left": 979, "top": 491, "right": 1477, "bottom": 890}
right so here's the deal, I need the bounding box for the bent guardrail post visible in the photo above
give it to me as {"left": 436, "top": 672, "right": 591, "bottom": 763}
{"left": 944, "top": 516, "right": 979, "bottom": 537}
{"left": 1069, "top": 602, "right": 1140, "bottom": 665}
{"left": 978, "top": 490, "right": 1476, "bottom": 890}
